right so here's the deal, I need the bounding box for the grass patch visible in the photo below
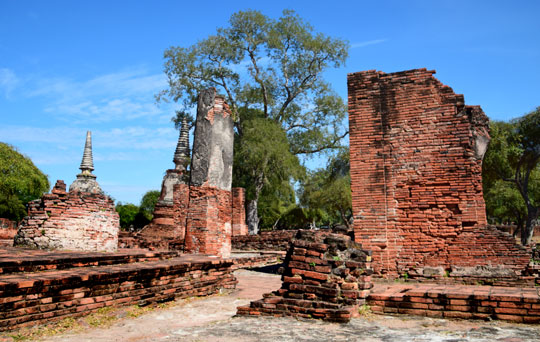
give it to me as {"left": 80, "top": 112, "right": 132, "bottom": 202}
{"left": 357, "top": 304, "right": 373, "bottom": 317}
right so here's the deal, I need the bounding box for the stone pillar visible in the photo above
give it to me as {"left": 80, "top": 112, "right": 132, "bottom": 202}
{"left": 232, "top": 187, "right": 248, "bottom": 236}
{"left": 185, "top": 88, "right": 234, "bottom": 257}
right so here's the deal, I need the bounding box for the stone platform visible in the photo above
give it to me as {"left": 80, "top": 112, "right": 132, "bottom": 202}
{"left": 368, "top": 282, "right": 540, "bottom": 323}
{"left": 0, "top": 247, "right": 280, "bottom": 331}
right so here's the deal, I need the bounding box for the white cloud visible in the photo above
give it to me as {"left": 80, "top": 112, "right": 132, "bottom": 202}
{"left": 0, "top": 124, "right": 178, "bottom": 152}
{"left": 27, "top": 68, "right": 174, "bottom": 123}
{"left": 0, "top": 68, "right": 20, "bottom": 98}
{"left": 351, "top": 39, "right": 388, "bottom": 49}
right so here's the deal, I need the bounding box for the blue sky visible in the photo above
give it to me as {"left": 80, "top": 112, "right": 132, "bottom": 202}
{"left": 1, "top": 0, "right": 539, "bottom": 204}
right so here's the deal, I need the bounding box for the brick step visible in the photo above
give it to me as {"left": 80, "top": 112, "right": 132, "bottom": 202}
{"left": 0, "top": 247, "right": 180, "bottom": 274}
{"left": 368, "top": 282, "right": 540, "bottom": 324}
{"left": 0, "top": 254, "right": 238, "bottom": 331}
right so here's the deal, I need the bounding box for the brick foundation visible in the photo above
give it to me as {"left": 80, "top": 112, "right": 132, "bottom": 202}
{"left": 368, "top": 282, "right": 540, "bottom": 323}
{"left": 14, "top": 180, "right": 119, "bottom": 252}
{"left": 348, "top": 69, "right": 531, "bottom": 277}
{"left": 237, "top": 230, "right": 373, "bottom": 322}
{"left": 185, "top": 186, "right": 232, "bottom": 256}
{"left": 0, "top": 255, "right": 236, "bottom": 331}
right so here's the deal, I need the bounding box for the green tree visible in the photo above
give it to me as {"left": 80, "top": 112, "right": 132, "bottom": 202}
{"left": 257, "top": 179, "right": 297, "bottom": 230}
{"left": 299, "top": 148, "right": 352, "bottom": 229}
{"left": 160, "top": 10, "right": 349, "bottom": 233}
{"left": 483, "top": 108, "right": 540, "bottom": 245}
{"left": 115, "top": 203, "right": 140, "bottom": 230}
{"left": 0, "top": 143, "right": 49, "bottom": 221}
{"left": 139, "top": 190, "right": 161, "bottom": 221}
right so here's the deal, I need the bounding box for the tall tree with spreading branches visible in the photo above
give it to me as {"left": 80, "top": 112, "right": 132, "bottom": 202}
{"left": 158, "top": 10, "right": 349, "bottom": 233}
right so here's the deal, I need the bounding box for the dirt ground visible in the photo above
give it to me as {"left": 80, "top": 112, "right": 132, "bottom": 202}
{"left": 14, "top": 270, "right": 540, "bottom": 342}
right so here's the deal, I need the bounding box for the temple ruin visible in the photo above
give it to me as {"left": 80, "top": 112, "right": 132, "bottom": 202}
{"left": 184, "top": 88, "right": 235, "bottom": 257}
{"left": 348, "top": 68, "right": 530, "bottom": 277}
{"left": 132, "top": 89, "right": 248, "bottom": 253}
{"left": 14, "top": 132, "right": 120, "bottom": 252}
{"left": 139, "top": 116, "right": 191, "bottom": 242}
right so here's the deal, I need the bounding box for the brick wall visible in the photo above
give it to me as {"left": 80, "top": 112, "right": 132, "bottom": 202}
{"left": 232, "top": 187, "right": 248, "bottom": 236}
{"left": 348, "top": 69, "right": 530, "bottom": 277}
{"left": 14, "top": 180, "right": 119, "bottom": 252}
{"left": 185, "top": 186, "right": 232, "bottom": 256}
{"left": 232, "top": 230, "right": 296, "bottom": 251}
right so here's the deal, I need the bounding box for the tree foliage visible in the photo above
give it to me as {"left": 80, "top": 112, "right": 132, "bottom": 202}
{"left": 115, "top": 203, "right": 140, "bottom": 230}
{"left": 116, "top": 190, "right": 160, "bottom": 230}
{"left": 139, "top": 190, "right": 160, "bottom": 221}
{"left": 0, "top": 143, "right": 49, "bottom": 221}
{"left": 483, "top": 108, "right": 540, "bottom": 244}
{"left": 299, "top": 148, "right": 352, "bottom": 228}
{"left": 160, "top": 9, "right": 349, "bottom": 233}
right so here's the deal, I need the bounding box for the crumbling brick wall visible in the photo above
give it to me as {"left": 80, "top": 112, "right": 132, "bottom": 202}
{"left": 237, "top": 230, "right": 373, "bottom": 322}
{"left": 14, "top": 180, "right": 119, "bottom": 252}
{"left": 348, "top": 68, "right": 530, "bottom": 277}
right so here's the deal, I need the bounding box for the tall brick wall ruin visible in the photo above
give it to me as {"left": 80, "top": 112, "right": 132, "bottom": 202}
{"left": 348, "top": 69, "right": 530, "bottom": 277}
{"left": 184, "top": 89, "right": 235, "bottom": 257}
{"left": 14, "top": 180, "right": 119, "bottom": 252}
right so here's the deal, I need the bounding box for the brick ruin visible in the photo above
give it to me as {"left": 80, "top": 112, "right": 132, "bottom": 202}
{"left": 128, "top": 89, "right": 248, "bottom": 254}
{"left": 14, "top": 132, "right": 120, "bottom": 252}
{"left": 348, "top": 68, "right": 531, "bottom": 278}
{"left": 237, "top": 230, "right": 372, "bottom": 322}
{"left": 184, "top": 88, "right": 235, "bottom": 257}
{"left": 138, "top": 116, "right": 191, "bottom": 243}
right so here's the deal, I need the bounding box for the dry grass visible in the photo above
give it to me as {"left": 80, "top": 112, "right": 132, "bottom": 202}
{"left": 1, "top": 301, "right": 178, "bottom": 342}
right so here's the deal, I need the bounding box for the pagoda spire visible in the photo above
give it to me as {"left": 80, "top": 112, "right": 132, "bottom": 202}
{"left": 79, "top": 131, "right": 95, "bottom": 177}
{"left": 69, "top": 131, "right": 102, "bottom": 194}
{"left": 173, "top": 116, "right": 190, "bottom": 170}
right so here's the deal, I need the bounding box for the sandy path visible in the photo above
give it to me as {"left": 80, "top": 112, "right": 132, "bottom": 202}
{"left": 40, "top": 270, "right": 540, "bottom": 342}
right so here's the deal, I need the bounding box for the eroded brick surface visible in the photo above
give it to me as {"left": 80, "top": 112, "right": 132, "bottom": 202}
{"left": 348, "top": 69, "right": 530, "bottom": 277}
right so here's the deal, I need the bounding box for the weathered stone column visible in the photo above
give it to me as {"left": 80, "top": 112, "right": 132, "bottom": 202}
{"left": 184, "top": 88, "right": 234, "bottom": 257}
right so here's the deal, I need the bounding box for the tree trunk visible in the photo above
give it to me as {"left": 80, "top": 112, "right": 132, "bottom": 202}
{"left": 247, "top": 199, "right": 260, "bottom": 235}
{"left": 246, "top": 172, "right": 265, "bottom": 235}
{"left": 521, "top": 205, "right": 539, "bottom": 245}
